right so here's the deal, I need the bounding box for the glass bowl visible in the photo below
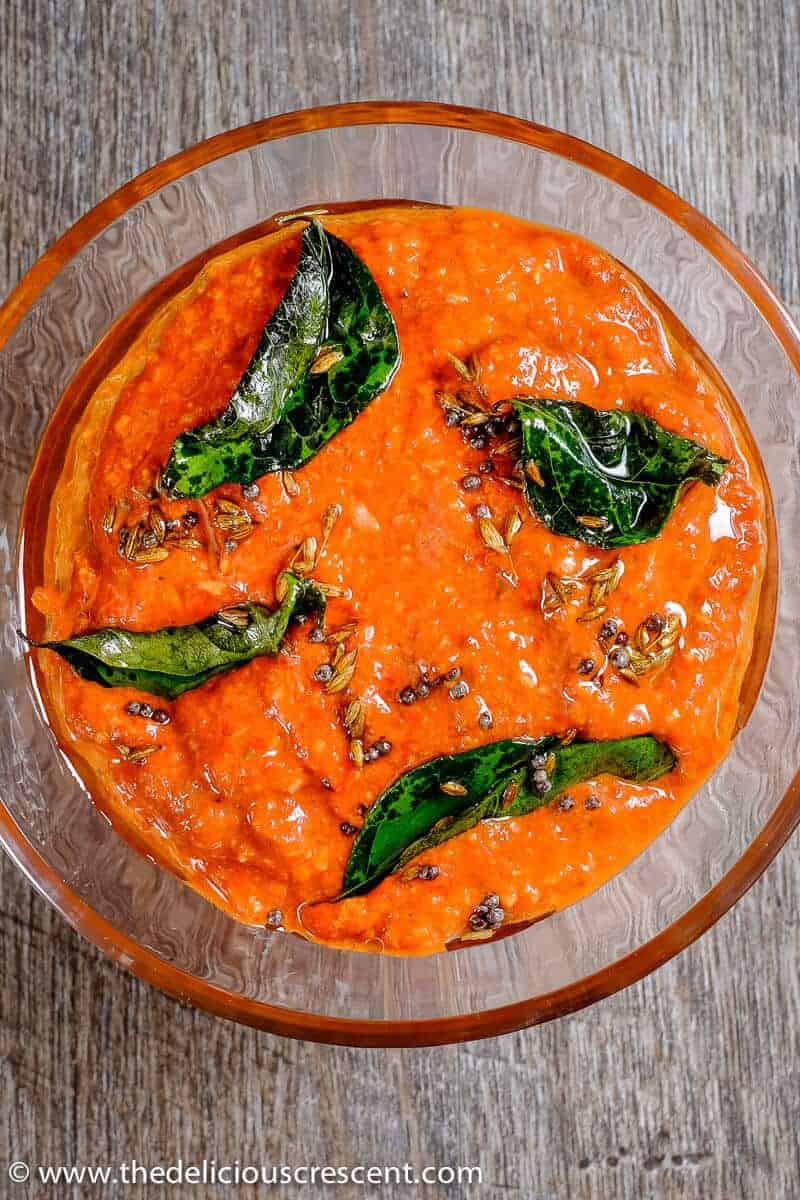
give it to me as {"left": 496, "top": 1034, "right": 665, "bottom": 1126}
{"left": 1, "top": 102, "right": 798, "bottom": 1047}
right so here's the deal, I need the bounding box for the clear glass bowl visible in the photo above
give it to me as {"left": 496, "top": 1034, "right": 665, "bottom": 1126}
{"left": 1, "top": 103, "right": 798, "bottom": 1046}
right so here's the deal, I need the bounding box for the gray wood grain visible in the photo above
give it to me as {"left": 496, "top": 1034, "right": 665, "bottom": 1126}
{"left": 1, "top": 1, "right": 799, "bottom": 1197}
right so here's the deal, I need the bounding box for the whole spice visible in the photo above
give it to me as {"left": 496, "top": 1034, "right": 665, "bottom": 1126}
{"left": 113, "top": 742, "right": 160, "bottom": 766}
{"left": 281, "top": 470, "right": 301, "bottom": 498}
{"left": 310, "top": 345, "right": 345, "bottom": 374}
{"left": 478, "top": 516, "right": 506, "bottom": 553}
{"left": 320, "top": 503, "right": 342, "bottom": 556}
{"left": 102, "top": 504, "right": 117, "bottom": 536}
{"left": 325, "top": 648, "right": 358, "bottom": 694}
{"left": 440, "top": 780, "right": 468, "bottom": 797}
{"left": 541, "top": 572, "right": 580, "bottom": 616}
{"left": 468, "top": 893, "right": 505, "bottom": 931}
{"left": 343, "top": 698, "right": 366, "bottom": 739}
{"left": 218, "top": 606, "right": 252, "bottom": 630}
{"left": 349, "top": 739, "right": 365, "bottom": 767}
{"left": 504, "top": 508, "right": 524, "bottom": 546}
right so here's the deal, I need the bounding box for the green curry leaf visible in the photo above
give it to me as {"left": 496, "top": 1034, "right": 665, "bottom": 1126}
{"left": 32, "top": 572, "right": 324, "bottom": 700}
{"left": 515, "top": 398, "right": 728, "bottom": 548}
{"left": 339, "top": 734, "right": 675, "bottom": 898}
{"left": 163, "top": 221, "right": 400, "bottom": 497}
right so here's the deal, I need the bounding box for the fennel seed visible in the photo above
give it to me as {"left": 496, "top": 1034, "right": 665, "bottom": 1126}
{"left": 310, "top": 345, "right": 345, "bottom": 375}
{"left": 447, "top": 352, "right": 475, "bottom": 381}
{"left": 134, "top": 546, "right": 170, "bottom": 565}
{"left": 280, "top": 470, "right": 300, "bottom": 498}
{"left": 576, "top": 604, "right": 607, "bottom": 623}
{"left": 478, "top": 517, "right": 507, "bottom": 554}
{"left": 102, "top": 504, "right": 117, "bottom": 536}
{"left": 576, "top": 514, "right": 611, "bottom": 530}
{"left": 349, "top": 738, "right": 365, "bottom": 768}
{"left": 440, "top": 780, "right": 468, "bottom": 797}
{"left": 325, "top": 649, "right": 357, "bottom": 694}
{"left": 504, "top": 508, "right": 524, "bottom": 547}
{"left": 525, "top": 460, "right": 546, "bottom": 488}
{"left": 320, "top": 503, "right": 342, "bottom": 556}
{"left": 218, "top": 606, "right": 251, "bottom": 629}
{"left": 343, "top": 698, "right": 366, "bottom": 739}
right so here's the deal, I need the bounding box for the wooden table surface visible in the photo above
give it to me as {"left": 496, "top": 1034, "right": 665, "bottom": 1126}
{"left": 2, "top": 2, "right": 798, "bottom": 1197}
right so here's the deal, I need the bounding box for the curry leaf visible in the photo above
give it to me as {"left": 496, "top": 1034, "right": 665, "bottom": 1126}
{"left": 339, "top": 734, "right": 675, "bottom": 898}
{"left": 163, "top": 221, "right": 400, "bottom": 497}
{"left": 515, "top": 398, "right": 728, "bottom": 548}
{"left": 31, "top": 573, "right": 324, "bottom": 700}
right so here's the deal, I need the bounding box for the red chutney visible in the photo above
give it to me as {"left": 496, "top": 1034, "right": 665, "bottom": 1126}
{"left": 31, "top": 206, "right": 767, "bottom": 955}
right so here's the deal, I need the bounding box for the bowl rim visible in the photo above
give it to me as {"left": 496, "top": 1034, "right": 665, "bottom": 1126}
{"left": 2, "top": 100, "right": 800, "bottom": 1046}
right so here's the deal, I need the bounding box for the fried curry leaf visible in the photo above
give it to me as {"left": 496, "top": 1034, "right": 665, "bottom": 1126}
{"left": 339, "top": 734, "right": 675, "bottom": 898}
{"left": 32, "top": 573, "right": 324, "bottom": 700}
{"left": 515, "top": 398, "right": 728, "bottom": 548}
{"left": 163, "top": 221, "right": 400, "bottom": 497}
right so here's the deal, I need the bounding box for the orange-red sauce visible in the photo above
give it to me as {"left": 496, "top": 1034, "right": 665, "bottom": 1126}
{"left": 28, "top": 207, "right": 767, "bottom": 954}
